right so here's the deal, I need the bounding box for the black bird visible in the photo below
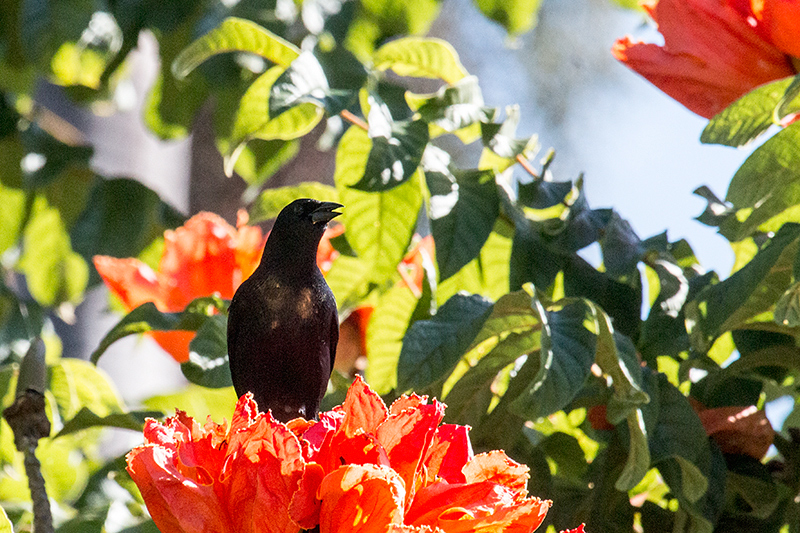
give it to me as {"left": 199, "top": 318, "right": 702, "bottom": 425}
{"left": 227, "top": 199, "right": 342, "bottom": 422}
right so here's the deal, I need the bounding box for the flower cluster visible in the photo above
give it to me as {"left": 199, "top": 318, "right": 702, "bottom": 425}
{"left": 127, "top": 377, "right": 582, "bottom": 533}
{"left": 613, "top": 0, "right": 799, "bottom": 118}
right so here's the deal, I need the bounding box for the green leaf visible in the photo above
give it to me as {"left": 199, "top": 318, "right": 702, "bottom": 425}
{"left": 182, "top": 314, "right": 232, "bottom": 388}
{"left": 373, "top": 37, "right": 468, "bottom": 84}
{"left": 233, "top": 139, "right": 300, "bottom": 189}
{"left": 351, "top": 95, "right": 429, "bottom": 192}
{"left": 172, "top": 17, "right": 300, "bottom": 79}
{"left": 91, "top": 297, "right": 227, "bottom": 364}
{"left": 408, "top": 76, "right": 496, "bottom": 141}
{"left": 616, "top": 408, "right": 651, "bottom": 491}
{"left": 437, "top": 220, "right": 513, "bottom": 306}
{"left": 444, "top": 331, "right": 540, "bottom": 426}
{"left": 0, "top": 172, "right": 27, "bottom": 256}
{"left": 688, "top": 223, "right": 800, "bottom": 344}
{"left": 250, "top": 182, "right": 340, "bottom": 223}
{"left": 425, "top": 152, "right": 499, "bottom": 280}
{"left": 775, "top": 74, "right": 800, "bottom": 122}
{"left": 325, "top": 255, "right": 373, "bottom": 311}
{"left": 269, "top": 51, "right": 356, "bottom": 117}
{"left": 474, "top": 0, "right": 544, "bottom": 35}
{"left": 335, "top": 126, "right": 423, "bottom": 281}
{"left": 55, "top": 407, "right": 161, "bottom": 438}
{"left": 0, "top": 506, "right": 11, "bottom": 533}
{"left": 143, "top": 384, "right": 238, "bottom": 422}
{"left": 479, "top": 106, "right": 539, "bottom": 172}
{"left": 397, "top": 293, "right": 492, "bottom": 392}
{"left": 701, "top": 76, "right": 793, "bottom": 147}
{"left": 71, "top": 178, "right": 184, "bottom": 281}
{"left": 721, "top": 121, "right": 800, "bottom": 240}
{"left": 365, "top": 284, "right": 420, "bottom": 394}
{"left": 223, "top": 66, "right": 322, "bottom": 168}
{"left": 775, "top": 281, "right": 800, "bottom": 327}
{"left": 49, "top": 359, "right": 124, "bottom": 420}
{"left": 586, "top": 303, "right": 648, "bottom": 422}
{"left": 442, "top": 289, "right": 543, "bottom": 407}
{"left": 17, "top": 199, "right": 88, "bottom": 307}
{"left": 510, "top": 299, "right": 597, "bottom": 420}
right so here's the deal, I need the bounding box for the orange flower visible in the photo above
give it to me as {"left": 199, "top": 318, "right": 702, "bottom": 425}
{"left": 94, "top": 212, "right": 266, "bottom": 363}
{"left": 127, "top": 377, "right": 563, "bottom": 533}
{"left": 612, "top": 0, "right": 796, "bottom": 118}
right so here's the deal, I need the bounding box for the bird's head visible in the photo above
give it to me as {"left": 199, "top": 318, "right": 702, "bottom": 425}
{"left": 265, "top": 199, "right": 343, "bottom": 261}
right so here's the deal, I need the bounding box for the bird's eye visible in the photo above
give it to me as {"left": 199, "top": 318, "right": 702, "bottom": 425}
{"left": 293, "top": 204, "right": 304, "bottom": 216}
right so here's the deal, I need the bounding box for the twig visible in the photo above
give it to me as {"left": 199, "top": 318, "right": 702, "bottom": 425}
{"left": 3, "top": 339, "right": 52, "bottom": 533}
{"left": 340, "top": 109, "right": 368, "bottom": 131}
{"left": 4, "top": 391, "right": 53, "bottom": 533}
{"left": 515, "top": 154, "right": 539, "bottom": 179}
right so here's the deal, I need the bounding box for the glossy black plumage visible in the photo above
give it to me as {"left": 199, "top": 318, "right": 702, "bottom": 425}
{"left": 227, "top": 199, "right": 342, "bottom": 422}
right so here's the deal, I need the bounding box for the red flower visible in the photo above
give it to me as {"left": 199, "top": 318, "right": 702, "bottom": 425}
{"left": 94, "top": 212, "right": 266, "bottom": 363}
{"left": 127, "top": 377, "right": 564, "bottom": 533}
{"left": 612, "top": 0, "right": 796, "bottom": 118}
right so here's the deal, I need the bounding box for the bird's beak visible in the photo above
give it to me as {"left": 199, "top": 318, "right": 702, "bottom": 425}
{"left": 311, "top": 202, "right": 343, "bottom": 224}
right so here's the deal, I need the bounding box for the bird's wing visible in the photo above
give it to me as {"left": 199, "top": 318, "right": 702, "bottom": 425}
{"left": 329, "top": 310, "right": 339, "bottom": 373}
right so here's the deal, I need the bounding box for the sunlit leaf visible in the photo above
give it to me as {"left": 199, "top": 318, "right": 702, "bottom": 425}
{"left": 269, "top": 50, "right": 356, "bottom": 117}
{"left": 351, "top": 96, "right": 429, "bottom": 192}
{"left": 701, "top": 76, "right": 793, "bottom": 147}
{"left": 437, "top": 220, "right": 513, "bottom": 305}
{"left": 172, "top": 17, "right": 300, "bottom": 79}
{"left": 407, "top": 76, "right": 496, "bottom": 141}
{"left": 721, "top": 121, "right": 800, "bottom": 240}
{"left": 688, "top": 223, "right": 800, "bottom": 345}
{"left": 373, "top": 37, "right": 468, "bottom": 84}
{"left": 479, "top": 106, "right": 538, "bottom": 172}
{"left": 17, "top": 200, "right": 88, "bottom": 306}
{"left": 335, "top": 126, "right": 423, "bottom": 281}
{"left": 49, "top": 359, "right": 124, "bottom": 420}
{"left": 365, "top": 284, "right": 419, "bottom": 393}
{"left": 143, "top": 384, "right": 238, "bottom": 422}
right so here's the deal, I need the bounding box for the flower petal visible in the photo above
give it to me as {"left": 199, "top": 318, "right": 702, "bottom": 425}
{"left": 757, "top": 0, "right": 800, "bottom": 57}
{"left": 423, "top": 424, "right": 474, "bottom": 484}
{"left": 93, "top": 256, "right": 166, "bottom": 310}
{"left": 407, "top": 481, "right": 551, "bottom": 533}
{"left": 289, "top": 462, "right": 326, "bottom": 529}
{"left": 127, "top": 445, "right": 233, "bottom": 533}
{"left": 377, "top": 398, "right": 445, "bottom": 504}
{"left": 318, "top": 464, "right": 405, "bottom": 533}
{"left": 462, "top": 451, "right": 529, "bottom": 497}
{"left": 222, "top": 410, "right": 305, "bottom": 533}
{"left": 612, "top": 0, "right": 793, "bottom": 118}
{"left": 160, "top": 213, "right": 255, "bottom": 308}
{"left": 340, "top": 376, "right": 389, "bottom": 437}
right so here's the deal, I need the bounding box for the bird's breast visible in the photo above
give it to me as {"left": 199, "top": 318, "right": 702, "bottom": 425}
{"left": 260, "top": 278, "right": 331, "bottom": 329}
